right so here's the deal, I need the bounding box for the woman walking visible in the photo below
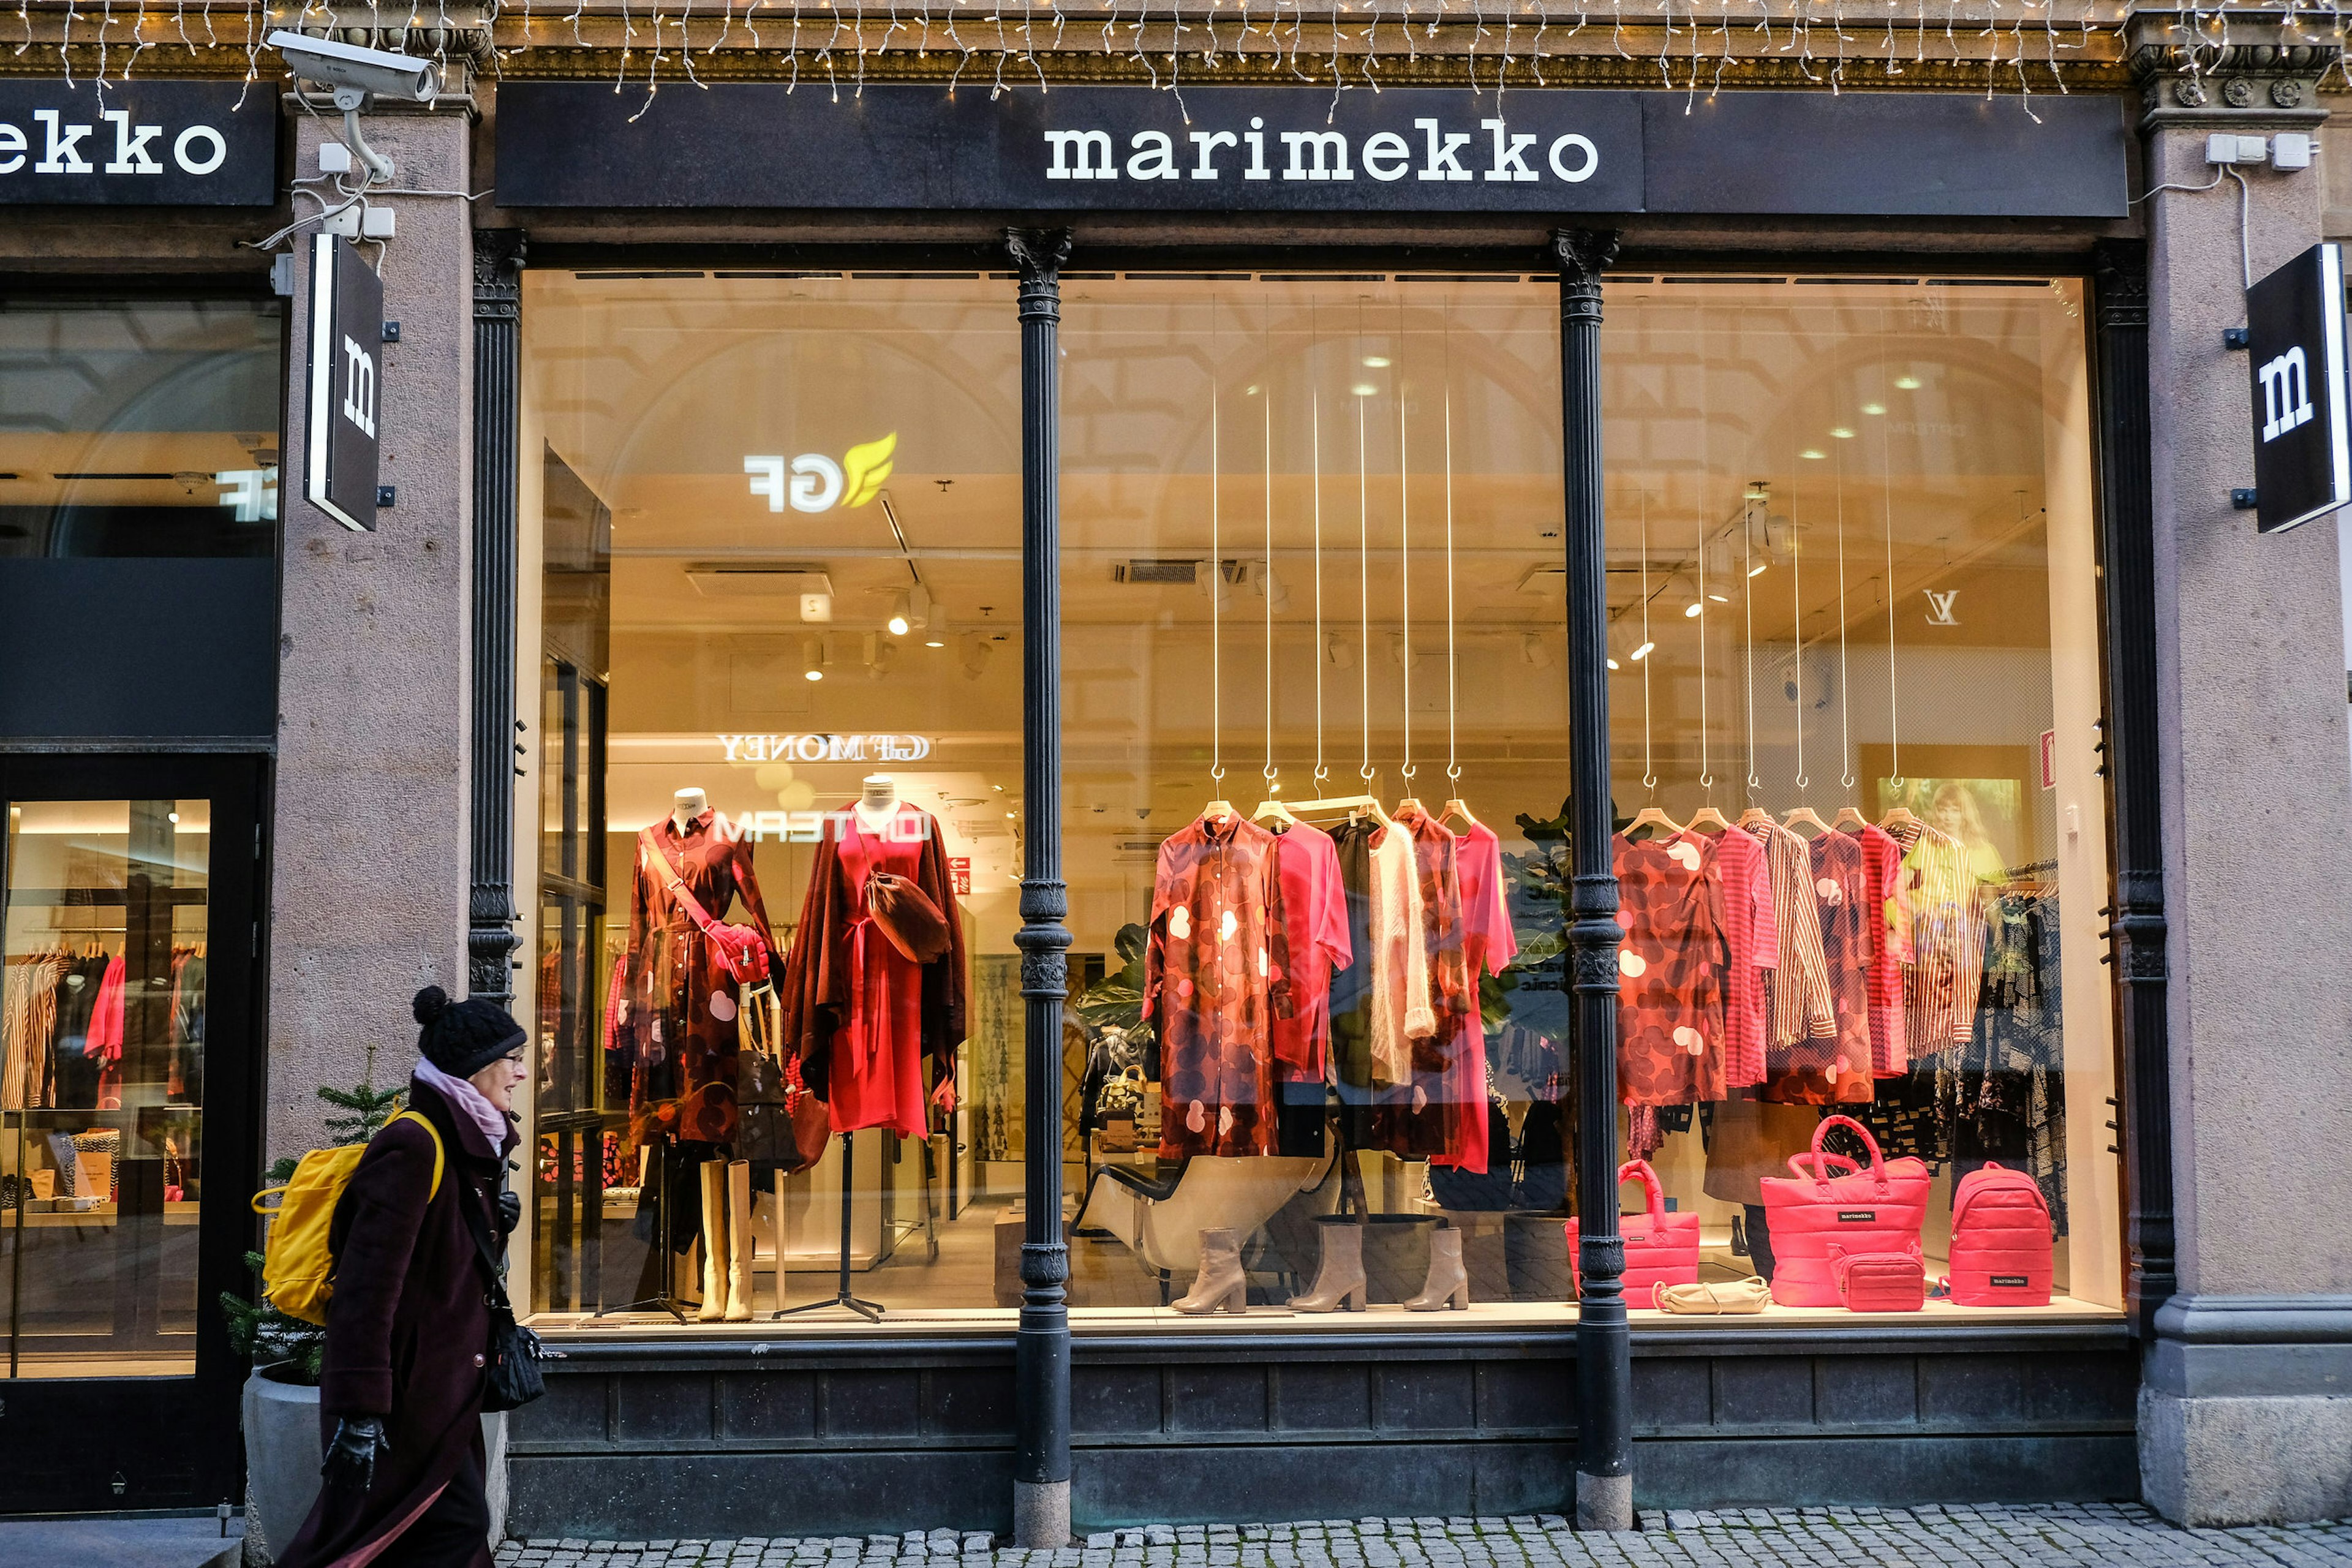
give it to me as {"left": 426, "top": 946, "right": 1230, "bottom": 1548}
{"left": 277, "top": 987, "right": 527, "bottom": 1568}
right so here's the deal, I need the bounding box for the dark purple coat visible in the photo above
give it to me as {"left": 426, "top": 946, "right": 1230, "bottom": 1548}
{"left": 276, "top": 1073, "right": 516, "bottom": 1568}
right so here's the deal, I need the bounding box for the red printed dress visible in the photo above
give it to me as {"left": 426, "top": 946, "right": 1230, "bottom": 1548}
{"left": 624, "top": 811, "right": 782, "bottom": 1147}
{"left": 1147, "top": 811, "right": 1294, "bottom": 1158}
{"left": 1613, "top": 832, "right": 1730, "bottom": 1106}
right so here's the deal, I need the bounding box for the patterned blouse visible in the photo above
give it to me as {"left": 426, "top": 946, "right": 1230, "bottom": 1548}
{"left": 1145, "top": 810, "right": 1295, "bottom": 1158}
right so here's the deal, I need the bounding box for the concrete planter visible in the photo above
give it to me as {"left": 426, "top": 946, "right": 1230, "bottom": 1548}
{"left": 241, "top": 1365, "right": 322, "bottom": 1565}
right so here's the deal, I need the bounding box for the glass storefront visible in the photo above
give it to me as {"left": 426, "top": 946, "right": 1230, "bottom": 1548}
{"left": 519, "top": 266, "right": 2119, "bottom": 1330}
{"left": 0, "top": 300, "right": 283, "bottom": 557}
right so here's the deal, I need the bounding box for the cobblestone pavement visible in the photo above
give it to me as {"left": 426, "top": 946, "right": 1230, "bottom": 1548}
{"left": 493, "top": 1503, "right": 2352, "bottom": 1568}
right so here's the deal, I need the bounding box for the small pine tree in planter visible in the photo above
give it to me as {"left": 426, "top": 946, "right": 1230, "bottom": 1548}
{"left": 229, "top": 1058, "right": 408, "bottom": 1561}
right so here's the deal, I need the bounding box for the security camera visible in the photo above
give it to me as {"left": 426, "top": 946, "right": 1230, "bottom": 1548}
{"left": 268, "top": 31, "right": 438, "bottom": 184}
{"left": 268, "top": 31, "right": 440, "bottom": 104}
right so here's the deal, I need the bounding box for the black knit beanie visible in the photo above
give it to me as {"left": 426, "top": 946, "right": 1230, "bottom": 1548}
{"left": 412, "top": 986, "right": 527, "bottom": 1079}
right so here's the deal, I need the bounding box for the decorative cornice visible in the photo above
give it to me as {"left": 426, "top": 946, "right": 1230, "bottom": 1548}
{"left": 2125, "top": 15, "right": 2337, "bottom": 127}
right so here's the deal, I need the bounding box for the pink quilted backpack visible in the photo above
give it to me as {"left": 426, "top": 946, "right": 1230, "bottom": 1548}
{"left": 1945, "top": 1162, "right": 2052, "bottom": 1306}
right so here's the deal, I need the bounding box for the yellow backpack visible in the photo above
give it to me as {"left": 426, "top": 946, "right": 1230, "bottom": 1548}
{"left": 252, "top": 1109, "right": 444, "bottom": 1326}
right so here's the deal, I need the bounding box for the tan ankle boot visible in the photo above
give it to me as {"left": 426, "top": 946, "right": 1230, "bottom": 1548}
{"left": 1290, "top": 1216, "right": 1368, "bottom": 1311}
{"left": 1172, "top": 1227, "right": 1246, "bottom": 1314}
{"left": 726, "top": 1159, "right": 754, "bottom": 1321}
{"left": 697, "top": 1159, "right": 728, "bottom": 1321}
{"left": 1404, "top": 1225, "right": 1471, "bottom": 1310}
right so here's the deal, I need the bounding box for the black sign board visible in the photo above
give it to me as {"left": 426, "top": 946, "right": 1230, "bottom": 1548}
{"left": 304, "top": 235, "right": 382, "bottom": 533}
{"left": 0, "top": 79, "right": 276, "bottom": 205}
{"left": 2246, "top": 242, "right": 2352, "bottom": 535}
{"left": 494, "top": 85, "right": 2126, "bottom": 219}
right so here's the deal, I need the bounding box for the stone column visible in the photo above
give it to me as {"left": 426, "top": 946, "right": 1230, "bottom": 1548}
{"left": 271, "top": 96, "right": 478, "bottom": 1158}
{"left": 2130, "top": 20, "right": 2352, "bottom": 1525}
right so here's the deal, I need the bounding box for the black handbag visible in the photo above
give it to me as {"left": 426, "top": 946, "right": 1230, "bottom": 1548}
{"left": 458, "top": 1177, "right": 559, "bottom": 1412}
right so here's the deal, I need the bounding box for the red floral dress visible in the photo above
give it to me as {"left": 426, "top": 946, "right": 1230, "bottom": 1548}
{"left": 623, "top": 812, "right": 781, "bottom": 1148}
{"left": 1147, "top": 812, "right": 1294, "bottom": 1158}
{"left": 1613, "top": 832, "right": 1729, "bottom": 1106}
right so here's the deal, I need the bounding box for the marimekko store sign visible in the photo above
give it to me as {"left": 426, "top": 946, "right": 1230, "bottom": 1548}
{"left": 496, "top": 85, "right": 2127, "bottom": 218}
{"left": 0, "top": 80, "right": 276, "bottom": 205}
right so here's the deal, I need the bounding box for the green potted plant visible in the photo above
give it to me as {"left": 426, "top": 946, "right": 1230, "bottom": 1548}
{"left": 224, "top": 1070, "right": 407, "bottom": 1563}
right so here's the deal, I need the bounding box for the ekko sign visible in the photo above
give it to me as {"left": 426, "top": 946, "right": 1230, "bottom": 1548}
{"left": 0, "top": 80, "right": 276, "bottom": 205}
{"left": 495, "top": 85, "right": 2127, "bottom": 220}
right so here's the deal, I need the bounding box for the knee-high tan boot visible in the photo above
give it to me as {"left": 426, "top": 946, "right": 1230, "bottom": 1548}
{"left": 726, "top": 1159, "right": 754, "bottom": 1321}
{"left": 698, "top": 1159, "right": 729, "bottom": 1322}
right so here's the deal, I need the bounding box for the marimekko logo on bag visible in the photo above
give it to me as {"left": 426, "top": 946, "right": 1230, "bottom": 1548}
{"left": 1837, "top": 1210, "right": 1876, "bottom": 1223}
{"left": 1990, "top": 1275, "right": 2030, "bottom": 1287}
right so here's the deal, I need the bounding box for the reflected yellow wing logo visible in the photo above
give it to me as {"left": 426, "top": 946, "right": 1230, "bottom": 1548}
{"left": 840, "top": 431, "right": 897, "bottom": 508}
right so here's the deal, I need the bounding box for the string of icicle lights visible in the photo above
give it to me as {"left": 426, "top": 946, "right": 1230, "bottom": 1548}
{"left": 13, "top": 2, "right": 2351, "bottom": 121}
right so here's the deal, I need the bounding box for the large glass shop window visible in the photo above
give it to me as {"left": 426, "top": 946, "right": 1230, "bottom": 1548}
{"left": 0, "top": 300, "right": 283, "bottom": 557}
{"left": 1058, "top": 277, "right": 1578, "bottom": 1322}
{"left": 522, "top": 274, "right": 1020, "bottom": 1323}
{"left": 1593, "top": 277, "right": 2119, "bottom": 1321}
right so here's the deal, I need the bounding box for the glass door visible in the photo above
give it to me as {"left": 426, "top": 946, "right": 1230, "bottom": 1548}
{"left": 0, "top": 754, "right": 262, "bottom": 1512}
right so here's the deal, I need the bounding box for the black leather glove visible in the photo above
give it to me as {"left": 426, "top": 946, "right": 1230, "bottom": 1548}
{"left": 321, "top": 1415, "right": 388, "bottom": 1495}
{"left": 496, "top": 1188, "right": 522, "bottom": 1232}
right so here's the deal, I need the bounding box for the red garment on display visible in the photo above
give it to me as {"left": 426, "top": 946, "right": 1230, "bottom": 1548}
{"left": 1454, "top": 821, "right": 1519, "bottom": 981}
{"left": 87, "top": 954, "right": 126, "bottom": 1109}
{"left": 1613, "top": 832, "right": 1730, "bottom": 1107}
{"left": 1839, "top": 824, "right": 1915, "bottom": 1076}
{"left": 622, "top": 811, "right": 783, "bottom": 1147}
{"left": 1147, "top": 811, "right": 1294, "bottom": 1158}
{"left": 1698, "top": 827, "right": 1778, "bottom": 1090}
{"left": 1267, "top": 819, "right": 1352, "bottom": 1079}
{"left": 775, "top": 801, "right": 969, "bottom": 1140}
{"left": 1388, "top": 805, "right": 1480, "bottom": 1169}
{"left": 1762, "top": 829, "right": 1875, "bottom": 1106}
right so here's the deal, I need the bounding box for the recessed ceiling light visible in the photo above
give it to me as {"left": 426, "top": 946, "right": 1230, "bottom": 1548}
{"left": 1363, "top": 356, "right": 1391, "bottom": 368}
{"left": 1683, "top": 602, "right": 1703, "bottom": 618}
{"left": 804, "top": 669, "right": 823, "bottom": 682}
{"left": 1351, "top": 383, "right": 1378, "bottom": 397}
{"left": 1830, "top": 427, "right": 1856, "bottom": 440}
{"left": 1894, "top": 375, "right": 1922, "bottom": 390}
{"left": 1630, "top": 640, "right": 1654, "bottom": 662}
{"left": 1861, "top": 403, "right": 1887, "bottom": 416}
{"left": 1747, "top": 562, "right": 1770, "bottom": 578}
{"left": 1800, "top": 448, "right": 1827, "bottom": 460}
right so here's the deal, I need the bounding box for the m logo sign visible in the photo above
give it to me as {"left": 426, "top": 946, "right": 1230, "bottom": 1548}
{"left": 304, "top": 233, "right": 384, "bottom": 532}
{"left": 2260, "top": 347, "right": 2313, "bottom": 442}
{"left": 2244, "top": 242, "right": 2352, "bottom": 534}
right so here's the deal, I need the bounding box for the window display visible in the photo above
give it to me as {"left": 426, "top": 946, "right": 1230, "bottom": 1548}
{"left": 520, "top": 266, "right": 2119, "bottom": 1332}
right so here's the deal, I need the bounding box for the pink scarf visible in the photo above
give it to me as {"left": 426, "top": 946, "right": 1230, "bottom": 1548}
{"left": 413, "top": 1058, "right": 511, "bottom": 1147}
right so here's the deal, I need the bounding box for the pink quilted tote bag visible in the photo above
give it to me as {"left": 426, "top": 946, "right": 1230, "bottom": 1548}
{"left": 1758, "top": 1115, "right": 1931, "bottom": 1307}
{"left": 1945, "top": 1162, "right": 2053, "bottom": 1306}
{"left": 1567, "top": 1159, "right": 1702, "bottom": 1298}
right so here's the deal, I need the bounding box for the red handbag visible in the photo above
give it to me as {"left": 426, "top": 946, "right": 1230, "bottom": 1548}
{"left": 1831, "top": 1243, "right": 1926, "bottom": 1312}
{"left": 641, "top": 828, "right": 771, "bottom": 986}
{"left": 1945, "top": 1161, "right": 2053, "bottom": 1306}
{"left": 1566, "top": 1159, "right": 1702, "bottom": 1298}
{"left": 1758, "top": 1114, "right": 1930, "bottom": 1307}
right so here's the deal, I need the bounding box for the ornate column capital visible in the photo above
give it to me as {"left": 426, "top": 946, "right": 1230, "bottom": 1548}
{"left": 2126, "top": 13, "right": 2335, "bottom": 130}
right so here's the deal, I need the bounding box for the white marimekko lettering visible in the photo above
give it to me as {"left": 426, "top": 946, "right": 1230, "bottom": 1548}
{"left": 1188, "top": 129, "right": 1237, "bottom": 179}
{"left": 1126, "top": 130, "right": 1179, "bottom": 180}
{"left": 173, "top": 124, "right": 227, "bottom": 175}
{"left": 1415, "top": 118, "right": 1472, "bottom": 181}
{"left": 1482, "top": 119, "right": 1538, "bottom": 182}
{"left": 102, "top": 110, "right": 164, "bottom": 174}
{"left": 1044, "top": 129, "right": 1118, "bottom": 180}
{"left": 0, "top": 123, "right": 23, "bottom": 173}
{"left": 1362, "top": 131, "right": 1411, "bottom": 181}
{"left": 1549, "top": 134, "right": 1600, "bottom": 183}
{"left": 32, "top": 109, "right": 92, "bottom": 173}
{"left": 1281, "top": 130, "right": 1352, "bottom": 181}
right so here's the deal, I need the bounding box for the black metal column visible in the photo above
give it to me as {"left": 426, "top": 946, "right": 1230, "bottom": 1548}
{"left": 469, "top": 229, "right": 529, "bottom": 1006}
{"left": 1554, "top": 227, "right": 1630, "bottom": 1532}
{"left": 2090, "top": 239, "right": 2175, "bottom": 1336}
{"left": 1007, "top": 224, "right": 1076, "bottom": 1548}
